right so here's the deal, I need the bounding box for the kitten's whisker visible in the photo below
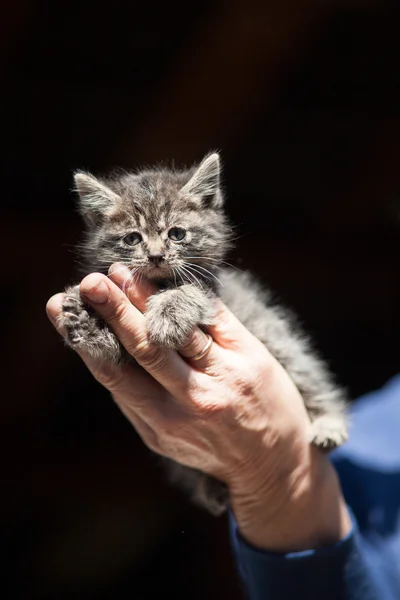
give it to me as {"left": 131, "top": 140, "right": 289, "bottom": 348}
{"left": 181, "top": 269, "right": 194, "bottom": 286}
{"left": 180, "top": 265, "right": 203, "bottom": 289}
{"left": 138, "top": 269, "right": 145, "bottom": 288}
{"left": 185, "top": 256, "right": 220, "bottom": 261}
{"left": 229, "top": 232, "right": 250, "bottom": 243}
{"left": 122, "top": 268, "right": 140, "bottom": 295}
{"left": 130, "top": 268, "right": 143, "bottom": 289}
{"left": 185, "top": 263, "right": 223, "bottom": 287}
{"left": 184, "top": 264, "right": 213, "bottom": 284}
{"left": 105, "top": 264, "right": 142, "bottom": 296}
{"left": 178, "top": 265, "right": 191, "bottom": 282}
{"left": 220, "top": 261, "right": 243, "bottom": 272}
{"left": 175, "top": 267, "right": 186, "bottom": 285}
{"left": 178, "top": 265, "right": 194, "bottom": 286}
{"left": 179, "top": 268, "right": 187, "bottom": 284}
{"left": 122, "top": 274, "right": 134, "bottom": 295}
{"left": 184, "top": 256, "right": 244, "bottom": 273}
{"left": 203, "top": 259, "right": 243, "bottom": 274}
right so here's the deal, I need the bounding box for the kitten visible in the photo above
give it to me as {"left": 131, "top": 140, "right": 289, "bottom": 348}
{"left": 60, "top": 153, "right": 348, "bottom": 516}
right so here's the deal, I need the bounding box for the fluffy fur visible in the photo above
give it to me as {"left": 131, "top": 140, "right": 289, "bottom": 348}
{"left": 60, "top": 153, "right": 348, "bottom": 515}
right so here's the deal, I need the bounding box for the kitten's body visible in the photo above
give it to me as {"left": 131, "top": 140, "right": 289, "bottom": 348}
{"left": 61, "top": 153, "right": 347, "bottom": 515}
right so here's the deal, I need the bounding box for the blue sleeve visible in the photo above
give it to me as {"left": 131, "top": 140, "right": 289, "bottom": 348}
{"left": 229, "top": 510, "right": 380, "bottom": 600}
{"left": 229, "top": 375, "right": 400, "bottom": 600}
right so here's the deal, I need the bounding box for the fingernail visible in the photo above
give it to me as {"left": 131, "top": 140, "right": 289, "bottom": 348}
{"left": 108, "top": 262, "right": 130, "bottom": 277}
{"left": 81, "top": 276, "right": 110, "bottom": 303}
{"left": 108, "top": 263, "right": 132, "bottom": 288}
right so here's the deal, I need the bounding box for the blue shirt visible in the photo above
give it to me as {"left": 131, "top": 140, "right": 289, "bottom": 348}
{"left": 230, "top": 375, "right": 400, "bottom": 599}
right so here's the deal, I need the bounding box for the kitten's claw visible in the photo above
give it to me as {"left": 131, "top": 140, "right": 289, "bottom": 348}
{"left": 61, "top": 293, "right": 93, "bottom": 346}
{"left": 60, "top": 286, "right": 123, "bottom": 363}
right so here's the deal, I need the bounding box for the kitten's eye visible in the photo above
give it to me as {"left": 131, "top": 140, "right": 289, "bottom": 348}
{"left": 168, "top": 227, "right": 186, "bottom": 241}
{"left": 123, "top": 232, "right": 142, "bottom": 246}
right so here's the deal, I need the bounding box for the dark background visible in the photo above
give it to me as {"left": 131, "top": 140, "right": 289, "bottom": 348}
{"left": 2, "top": 1, "right": 400, "bottom": 598}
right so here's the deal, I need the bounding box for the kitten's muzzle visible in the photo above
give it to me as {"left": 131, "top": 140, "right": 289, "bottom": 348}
{"left": 148, "top": 253, "right": 166, "bottom": 267}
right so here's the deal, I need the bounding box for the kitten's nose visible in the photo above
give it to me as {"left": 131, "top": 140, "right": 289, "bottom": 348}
{"left": 148, "top": 253, "right": 165, "bottom": 266}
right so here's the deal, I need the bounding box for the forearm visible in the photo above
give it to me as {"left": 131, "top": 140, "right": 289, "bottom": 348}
{"left": 229, "top": 448, "right": 351, "bottom": 552}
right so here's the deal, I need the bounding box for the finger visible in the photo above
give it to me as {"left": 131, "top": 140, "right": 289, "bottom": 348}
{"left": 108, "top": 263, "right": 155, "bottom": 312}
{"left": 109, "top": 268, "right": 259, "bottom": 354}
{"left": 79, "top": 272, "right": 192, "bottom": 394}
{"left": 108, "top": 264, "right": 252, "bottom": 370}
{"left": 46, "top": 292, "right": 168, "bottom": 419}
{"left": 207, "top": 299, "right": 259, "bottom": 350}
{"left": 46, "top": 293, "right": 66, "bottom": 334}
{"left": 177, "top": 329, "right": 219, "bottom": 373}
{"left": 79, "top": 352, "right": 167, "bottom": 419}
{"left": 110, "top": 263, "right": 221, "bottom": 371}
{"left": 179, "top": 299, "right": 261, "bottom": 371}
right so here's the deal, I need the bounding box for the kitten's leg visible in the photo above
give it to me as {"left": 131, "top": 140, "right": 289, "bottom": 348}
{"left": 145, "top": 284, "right": 215, "bottom": 348}
{"left": 309, "top": 412, "right": 348, "bottom": 450}
{"left": 195, "top": 473, "right": 229, "bottom": 516}
{"left": 59, "top": 285, "right": 125, "bottom": 364}
{"left": 165, "top": 460, "right": 229, "bottom": 516}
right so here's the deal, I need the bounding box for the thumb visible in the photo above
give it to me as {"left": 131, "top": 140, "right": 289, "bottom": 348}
{"left": 207, "top": 299, "right": 257, "bottom": 350}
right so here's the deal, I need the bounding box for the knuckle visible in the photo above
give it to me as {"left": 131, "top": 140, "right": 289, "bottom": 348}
{"left": 135, "top": 342, "right": 169, "bottom": 372}
{"left": 178, "top": 330, "right": 200, "bottom": 355}
{"left": 129, "top": 334, "right": 149, "bottom": 356}
{"left": 189, "top": 388, "right": 229, "bottom": 421}
{"left": 180, "top": 378, "right": 210, "bottom": 410}
{"left": 196, "top": 401, "right": 227, "bottom": 422}
{"left": 141, "top": 429, "right": 161, "bottom": 454}
{"left": 108, "top": 300, "right": 130, "bottom": 325}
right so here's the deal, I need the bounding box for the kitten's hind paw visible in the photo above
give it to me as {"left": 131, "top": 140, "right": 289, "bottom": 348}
{"left": 309, "top": 414, "right": 348, "bottom": 450}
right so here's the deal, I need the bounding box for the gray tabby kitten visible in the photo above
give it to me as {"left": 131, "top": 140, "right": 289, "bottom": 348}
{"left": 60, "top": 153, "right": 348, "bottom": 515}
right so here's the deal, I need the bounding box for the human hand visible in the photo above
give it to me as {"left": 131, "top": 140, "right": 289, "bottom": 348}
{"left": 46, "top": 264, "right": 350, "bottom": 551}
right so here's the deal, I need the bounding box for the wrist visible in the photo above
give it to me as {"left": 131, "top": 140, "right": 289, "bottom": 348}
{"left": 229, "top": 446, "right": 351, "bottom": 552}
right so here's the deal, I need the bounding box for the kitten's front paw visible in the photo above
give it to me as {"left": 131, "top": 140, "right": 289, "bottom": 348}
{"left": 145, "top": 304, "right": 191, "bottom": 348}
{"left": 145, "top": 286, "right": 215, "bottom": 348}
{"left": 61, "top": 290, "right": 92, "bottom": 346}
{"left": 60, "top": 286, "right": 122, "bottom": 363}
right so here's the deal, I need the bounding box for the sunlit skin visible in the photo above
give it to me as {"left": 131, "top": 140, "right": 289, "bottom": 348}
{"left": 47, "top": 265, "right": 351, "bottom": 551}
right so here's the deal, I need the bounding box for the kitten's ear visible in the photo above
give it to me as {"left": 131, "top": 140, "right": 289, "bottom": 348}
{"left": 181, "top": 153, "right": 223, "bottom": 208}
{"left": 74, "top": 171, "right": 120, "bottom": 226}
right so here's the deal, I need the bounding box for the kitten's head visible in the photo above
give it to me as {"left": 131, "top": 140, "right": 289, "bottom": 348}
{"left": 74, "top": 153, "right": 232, "bottom": 284}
